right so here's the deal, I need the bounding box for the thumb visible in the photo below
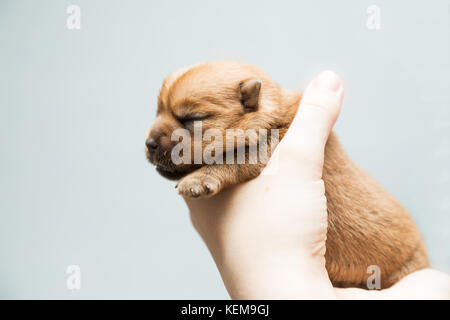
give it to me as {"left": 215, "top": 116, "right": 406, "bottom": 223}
{"left": 268, "top": 71, "right": 344, "bottom": 179}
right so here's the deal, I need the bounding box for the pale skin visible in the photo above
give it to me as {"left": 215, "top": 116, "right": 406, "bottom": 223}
{"left": 184, "top": 71, "right": 450, "bottom": 299}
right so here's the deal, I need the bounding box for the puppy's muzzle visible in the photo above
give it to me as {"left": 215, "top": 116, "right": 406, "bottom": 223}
{"left": 145, "top": 134, "right": 192, "bottom": 180}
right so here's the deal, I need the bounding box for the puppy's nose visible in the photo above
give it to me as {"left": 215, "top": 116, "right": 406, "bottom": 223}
{"left": 146, "top": 138, "right": 158, "bottom": 152}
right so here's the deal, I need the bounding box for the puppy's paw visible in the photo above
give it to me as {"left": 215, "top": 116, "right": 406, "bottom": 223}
{"left": 176, "top": 173, "right": 222, "bottom": 198}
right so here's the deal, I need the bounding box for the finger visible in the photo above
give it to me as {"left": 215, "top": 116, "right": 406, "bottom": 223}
{"left": 272, "top": 71, "right": 343, "bottom": 176}
{"left": 334, "top": 269, "right": 450, "bottom": 300}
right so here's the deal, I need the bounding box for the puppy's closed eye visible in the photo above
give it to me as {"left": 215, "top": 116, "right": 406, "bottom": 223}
{"left": 178, "top": 114, "right": 211, "bottom": 130}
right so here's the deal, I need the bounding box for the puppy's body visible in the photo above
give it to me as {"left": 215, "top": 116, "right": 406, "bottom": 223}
{"left": 146, "top": 62, "right": 429, "bottom": 288}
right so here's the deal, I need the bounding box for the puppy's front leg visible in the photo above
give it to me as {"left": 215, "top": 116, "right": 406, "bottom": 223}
{"left": 176, "top": 164, "right": 263, "bottom": 198}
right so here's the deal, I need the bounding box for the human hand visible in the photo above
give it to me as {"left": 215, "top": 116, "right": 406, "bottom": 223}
{"left": 184, "top": 70, "right": 342, "bottom": 299}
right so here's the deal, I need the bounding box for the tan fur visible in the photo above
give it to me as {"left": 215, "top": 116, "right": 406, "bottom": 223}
{"left": 146, "top": 61, "right": 429, "bottom": 288}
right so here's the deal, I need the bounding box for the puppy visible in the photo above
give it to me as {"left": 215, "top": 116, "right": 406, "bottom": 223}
{"left": 145, "top": 61, "right": 429, "bottom": 288}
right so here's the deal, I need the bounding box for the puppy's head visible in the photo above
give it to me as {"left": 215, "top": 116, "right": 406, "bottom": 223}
{"left": 145, "top": 61, "right": 283, "bottom": 180}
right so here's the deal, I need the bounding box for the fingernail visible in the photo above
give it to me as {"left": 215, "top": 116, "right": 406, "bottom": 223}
{"left": 314, "top": 71, "right": 341, "bottom": 92}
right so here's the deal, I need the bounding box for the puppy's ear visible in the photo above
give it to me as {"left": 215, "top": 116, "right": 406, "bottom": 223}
{"left": 238, "top": 79, "right": 261, "bottom": 111}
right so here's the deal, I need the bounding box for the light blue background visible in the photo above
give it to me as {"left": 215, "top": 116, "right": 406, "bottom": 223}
{"left": 0, "top": 0, "right": 449, "bottom": 299}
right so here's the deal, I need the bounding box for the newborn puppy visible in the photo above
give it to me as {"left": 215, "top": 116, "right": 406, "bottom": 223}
{"left": 145, "top": 61, "right": 429, "bottom": 288}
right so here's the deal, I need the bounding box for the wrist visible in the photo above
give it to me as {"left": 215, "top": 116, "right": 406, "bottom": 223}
{"left": 213, "top": 247, "right": 333, "bottom": 299}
